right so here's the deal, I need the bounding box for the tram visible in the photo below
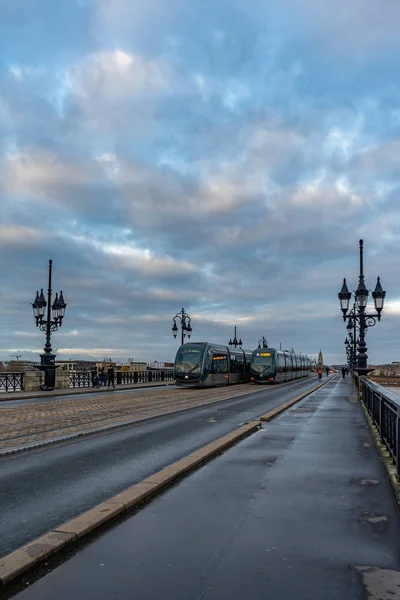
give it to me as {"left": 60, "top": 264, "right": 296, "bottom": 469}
{"left": 250, "top": 348, "right": 311, "bottom": 384}
{"left": 174, "top": 342, "right": 253, "bottom": 388}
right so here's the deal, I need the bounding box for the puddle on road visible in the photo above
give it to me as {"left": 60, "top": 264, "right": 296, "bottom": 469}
{"left": 358, "top": 512, "right": 388, "bottom": 532}
{"left": 352, "top": 478, "right": 380, "bottom": 487}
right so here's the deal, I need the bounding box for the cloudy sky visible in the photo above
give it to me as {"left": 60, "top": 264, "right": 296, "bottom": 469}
{"left": 1, "top": 0, "right": 399, "bottom": 366}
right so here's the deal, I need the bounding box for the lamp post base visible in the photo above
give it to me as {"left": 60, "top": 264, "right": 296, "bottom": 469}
{"left": 39, "top": 353, "right": 57, "bottom": 389}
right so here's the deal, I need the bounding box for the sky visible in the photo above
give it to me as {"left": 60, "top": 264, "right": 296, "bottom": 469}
{"left": 0, "top": 0, "right": 399, "bottom": 366}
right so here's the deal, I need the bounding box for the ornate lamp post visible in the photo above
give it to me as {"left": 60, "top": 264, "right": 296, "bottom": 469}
{"left": 228, "top": 326, "right": 242, "bottom": 349}
{"left": 172, "top": 308, "right": 192, "bottom": 346}
{"left": 257, "top": 336, "right": 268, "bottom": 349}
{"left": 32, "top": 260, "right": 67, "bottom": 389}
{"left": 345, "top": 304, "right": 358, "bottom": 370}
{"left": 338, "top": 239, "right": 386, "bottom": 380}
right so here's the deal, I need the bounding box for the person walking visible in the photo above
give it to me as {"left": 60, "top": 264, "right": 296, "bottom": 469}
{"left": 341, "top": 366, "right": 346, "bottom": 378}
{"left": 99, "top": 367, "right": 107, "bottom": 387}
{"left": 91, "top": 365, "right": 99, "bottom": 388}
{"left": 317, "top": 366, "right": 322, "bottom": 381}
{"left": 325, "top": 367, "right": 329, "bottom": 377}
{"left": 107, "top": 364, "right": 115, "bottom": 388}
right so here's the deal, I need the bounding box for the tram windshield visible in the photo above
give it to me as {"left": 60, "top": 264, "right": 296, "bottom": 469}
{"left": 252, "top": 351, "right": 273, "bottom": 366}
{"left": 175, "top": 345, "right": 204, "bottom": 374}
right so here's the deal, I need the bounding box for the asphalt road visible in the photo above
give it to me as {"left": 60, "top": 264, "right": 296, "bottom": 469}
{"left": 1, "top": 377, "right": 319, "bottom": 558}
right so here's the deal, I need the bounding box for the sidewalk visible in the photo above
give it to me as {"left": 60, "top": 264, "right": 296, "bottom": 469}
{"left": 9, "top": 376, "right": 400, "bottom": 600}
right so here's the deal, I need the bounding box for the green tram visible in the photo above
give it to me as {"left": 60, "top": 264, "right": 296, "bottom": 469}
{"left": 250, "top": 348, "right": 311, "bottom": 383}
{"left": 174, "top": 342, "right": 253, "bottom": 388}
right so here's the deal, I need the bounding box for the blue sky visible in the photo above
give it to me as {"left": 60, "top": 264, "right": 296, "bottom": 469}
{"left": 1, "top": 0, "right": 399, "bottom": 365}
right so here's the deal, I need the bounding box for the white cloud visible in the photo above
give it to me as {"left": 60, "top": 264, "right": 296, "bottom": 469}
{"left": 67, "top": 49, "right": 169, "bottom": 100}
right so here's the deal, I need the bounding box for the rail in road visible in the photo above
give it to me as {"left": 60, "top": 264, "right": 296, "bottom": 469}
{"left": 0, "top": 380, "right": 317, "bottom": 454}
{"left": 0, "top": 376, "right": 323, "bottom": 561}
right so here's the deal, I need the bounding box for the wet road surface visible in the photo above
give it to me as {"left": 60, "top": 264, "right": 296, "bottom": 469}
{"left": 1, "top": 377, "right": 319, "bottom": 557}
{"left": 8, "top": 376, "right": 400, "bottom": 600}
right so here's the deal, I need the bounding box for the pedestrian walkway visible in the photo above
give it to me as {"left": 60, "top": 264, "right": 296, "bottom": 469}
{"left": 9, "top": 376, "right": 400, "bottom": 600}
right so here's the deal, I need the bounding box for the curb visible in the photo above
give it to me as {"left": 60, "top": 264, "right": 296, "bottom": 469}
{"left": 0, "top": 377, "right": 328, "bottom": 589}
{"left": 359, "top": 398, "right": 400, "bottom": 509}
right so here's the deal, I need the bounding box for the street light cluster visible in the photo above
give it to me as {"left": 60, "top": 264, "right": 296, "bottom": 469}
{"left": 338, "top": 239, "right": 386, "bottom": 380}
{"left": 31, "top": 259, "right": 67, "bottom": 389}
{"left": 229, "top": 326, "right": 242, "bottom": 349}
{"left": 172, "top": 308, "right": 192, "bottom": 346}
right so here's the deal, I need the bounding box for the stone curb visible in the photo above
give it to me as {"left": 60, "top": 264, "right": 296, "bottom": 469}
{"left": 259, "top": 376, "right": 332, "bottom": 421}
{"left": 0, "top": 381, "right": 173, "bottom": 403}
{"left": 359, "top": 398, "right": 400, "bottom": 509}
{"left": 0, "top": 377, "right": 329, "bottom": 588}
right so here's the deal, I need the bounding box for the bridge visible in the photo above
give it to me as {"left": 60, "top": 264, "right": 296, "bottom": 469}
{"left": 1, "top": 374, "right": 400, "bottom": 599}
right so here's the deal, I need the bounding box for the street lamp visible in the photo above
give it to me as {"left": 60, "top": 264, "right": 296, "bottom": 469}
{"left": 32, "top": 259, "right": 66, "bottom": 389}
{"left": 345, "top": 305, "right": 358, "bottom": 370}
{"left": 228, "top": 326, "right": 242, "bottom": 349}
{"left": 338, "top": 239, "right": 386, "bottom": 380}
{"left": 257, "top": 336, "right": 268, "bottom": 349}
{"left": 172, "top": 308, "right": 192, "bottom": 346}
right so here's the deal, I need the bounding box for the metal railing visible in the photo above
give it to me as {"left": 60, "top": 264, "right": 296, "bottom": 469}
{"left": 361, "top": 378, "right": 400, "bottom": 475}
{"left": 69, "top": 372, "right": 92, "bottom": 388}
{"left": 0, "top": 372, "right": 24, "bottom": 393}
{"left": 69, "top": 370, "right": 174, "bottom": 388}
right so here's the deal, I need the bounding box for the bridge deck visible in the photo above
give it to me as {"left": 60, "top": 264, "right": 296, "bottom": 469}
{"left": 9, "top": 376, "right": 400, "bottom": 600}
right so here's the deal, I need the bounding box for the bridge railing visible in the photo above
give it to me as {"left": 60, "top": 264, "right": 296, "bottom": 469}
{"left": 0, "top": 372, "right": 24, "bottom": 393}
{"left": 362, "top": 378, "right": 400, "bottom": 476}
{"left": 69, "top": 370, "right": 174, "bottom": 388}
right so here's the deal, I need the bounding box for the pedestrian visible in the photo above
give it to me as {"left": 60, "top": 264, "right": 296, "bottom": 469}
{"left": 107, "top": 364, "right": 115, "bottom": 388}
{"left": 99, "top": 367, "right": 107, "bottom": 387}
{"left": 346, "top": 367, "right": 349, "bottom": 375}
{"left": 91, "top": 365, "right": 99, "bottom": 388}
{"left": 341, "top": 366, "right": 346, "bottom": 378}
{"left": 317, "top": 366, "right": 322, "bottom": 381}
{"left": 325, "top": 367, "right": 329, "bottom": 377}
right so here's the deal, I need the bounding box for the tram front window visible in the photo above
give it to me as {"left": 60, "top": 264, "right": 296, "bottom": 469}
{"left": 175, "top": 346, "right": 204, "bottom": 375}
{"left": 252, "top": 352, "right": 273, "bottom": 366}
{"left": 251, "top": 351, "right": 273, "bottom": 373}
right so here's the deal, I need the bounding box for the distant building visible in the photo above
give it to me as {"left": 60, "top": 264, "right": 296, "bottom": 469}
{"left": 147, "top": 361, "right": 174, "bottom": 370}
{"left": 0, "top": 360, "right": 36, "bottom": 372}
{"left": 317, "top": 350, "right": 324, "bottom": 366}
{"left": 124, "top": 361, "right": 147, "bottom": 373}
{"left": 57, "top": 360, "right": 95, "bottom": 372}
